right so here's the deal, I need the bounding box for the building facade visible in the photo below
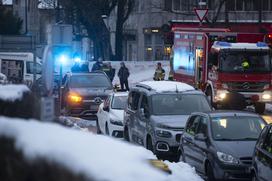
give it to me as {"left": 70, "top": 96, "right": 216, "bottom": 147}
{"left": 109, "top": 0, "right": 272, "bottom": 61}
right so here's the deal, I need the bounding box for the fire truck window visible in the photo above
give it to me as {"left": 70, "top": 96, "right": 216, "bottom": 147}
{"left": 208, "top": 53, "right": 218, "bottom": 68}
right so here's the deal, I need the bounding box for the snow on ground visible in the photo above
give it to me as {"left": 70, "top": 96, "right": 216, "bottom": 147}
{"left": 0, "top": 84, "right": 30, "bottom": 101}
{"left": 88, "top": 61, "right": 170, "bottom": 86}
{"left": 0, "top": 117, "right": 202, "bottom": 181}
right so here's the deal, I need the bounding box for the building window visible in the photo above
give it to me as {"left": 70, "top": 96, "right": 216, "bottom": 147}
{"left": 144, "top": 29, "right": 171, "bottom": 61}
{"left": 172, "top": 0, "right": 197, "bottom": 12}
{"left": 226, "top": 0, "right": 269, "bottom": 11}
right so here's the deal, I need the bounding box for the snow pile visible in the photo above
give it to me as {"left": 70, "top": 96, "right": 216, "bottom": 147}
{"left": 139, "top": 81, "right": 195, "bottom": 92}
{"left": 0, "top": 84, "right": 30, "bottom": 101}
{"left": 0, "top": 117, "right": 202, "bottom": 181}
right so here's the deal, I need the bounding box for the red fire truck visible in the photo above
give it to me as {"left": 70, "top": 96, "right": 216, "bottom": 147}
{"left": 170, "top": 22, "right": 272, "bottom": 113}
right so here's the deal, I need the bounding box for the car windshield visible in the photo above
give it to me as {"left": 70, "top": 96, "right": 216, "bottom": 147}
{"left": 220, "top": 51, "right": 271, "bottom": 73}
{"left": 70, "top": 74, "right": 112, "bottom": 88}
{"left": 211, "top": 116, "right": 265, "bottom": 141}
{"left": 111, "top": 96, "right": 127, "bottom": 109}
{"left": 152, "top": 94, "right": 211, "bottom": 115}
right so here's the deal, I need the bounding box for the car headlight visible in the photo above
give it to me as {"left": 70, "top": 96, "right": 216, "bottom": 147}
{"left": 157, "top": 123, "right": 170, "bottom": 129}
{"left": 155, "top": 130, "right": 172, "bottom": 138}
{"left": 68, "top": 93, "right": 82, "bottom": 103}
{"left": 215, "top": 90, "right": 229, "bottom": 101}
{"left": 217, "top": 152, "right": 239, "bottom": 164}
{"left": 262, "top": 91, "right": 272, "bottom": 101}
{"left": 110, "top": 119, "right": 123, "bottom": 126}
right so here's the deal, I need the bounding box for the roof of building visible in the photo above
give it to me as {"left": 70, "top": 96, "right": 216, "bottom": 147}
{"left": 136, "top": 81, "right": 195, "bottom": 93}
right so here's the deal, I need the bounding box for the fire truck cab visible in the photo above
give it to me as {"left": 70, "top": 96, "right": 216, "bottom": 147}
{"left": 171, "top": 25, "right": 272, "bottom": 114}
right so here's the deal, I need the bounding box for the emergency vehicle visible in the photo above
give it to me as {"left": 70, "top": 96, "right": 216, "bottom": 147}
{"left": 0, "top": 52, "right": 42, "bottom": 86}
{"left": 170, "top": 22, "right": 272, "bottom": 113}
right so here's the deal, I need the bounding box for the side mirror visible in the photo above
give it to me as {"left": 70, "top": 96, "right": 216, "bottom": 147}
{"left": 194, "top": 133, "right": 207, "bottom": 141}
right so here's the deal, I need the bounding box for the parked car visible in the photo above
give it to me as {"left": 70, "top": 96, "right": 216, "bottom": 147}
{"left": 252, "top": 123, "right": 272, "bottom": 181}
{"left": 180, "top": 111, "right": 266, "bottom": 181}
{"left": 61, "top": 72, "right": 113, "bottom": 117}
{"left": 123, "top": 81, "right": 212, "bottom": 160}
{"left": 97, "top": 92, "right": 128, "bottom": 137}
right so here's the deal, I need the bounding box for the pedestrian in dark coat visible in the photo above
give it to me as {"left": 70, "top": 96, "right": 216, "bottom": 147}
{"left": 118, "top": 62, "right": 130, "bottom": 91}
{"left": 107, "top": 62, "right": 115, "bottom": 82}
{"left": 91, "top": 58, "right": 103, "bottom": 71}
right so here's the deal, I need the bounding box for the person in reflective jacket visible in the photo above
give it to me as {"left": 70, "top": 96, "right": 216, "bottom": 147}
{"left": 153, "top": 62, "right": 165, "bottom": 81}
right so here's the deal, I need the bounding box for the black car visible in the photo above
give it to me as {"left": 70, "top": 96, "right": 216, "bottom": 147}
{"left": 252, "top": 124, "right": 272, "bottom": 181}
{"left": 61, "top": 72, "right": 113, "bottom": 117}
{"left": 180, "top": 111, "right": 266, "bottom": 181}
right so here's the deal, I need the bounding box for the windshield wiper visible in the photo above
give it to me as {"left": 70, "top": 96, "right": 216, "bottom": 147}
{"left": 237, "top": 137, "right": 257, "bottom": 141}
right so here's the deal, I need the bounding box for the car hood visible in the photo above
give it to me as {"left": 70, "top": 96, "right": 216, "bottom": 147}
{"left": 151, "top": 115, "right": 189, "bottom": 128}
{"left": 110, "top": 109, "right": 124, "bottom": 122}
{"left": 70, "top": 87, "right": 112, "bottom": 96}
{"left": 214, "top": 141, "right": 257, "bottom": 158}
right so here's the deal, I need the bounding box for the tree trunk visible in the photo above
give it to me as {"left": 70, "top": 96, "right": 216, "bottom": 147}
{"left": 115, "top": 0, "right": 125, "bottom": 61}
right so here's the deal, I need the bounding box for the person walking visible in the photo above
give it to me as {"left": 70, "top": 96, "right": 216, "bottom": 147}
{"left": 108, "top": 62, "right": 115, "bottom": 82}
{"left": 153, "top": 62, "right": 165, "bottom": 81}
{"left": 91, "top": 57, "right": 103, "bottom": 71}
{"left": 103, "top": 62, "right": 115, "bottom": 82}
{"left": 118, "top": 62, "right": 130, "bottom": 91}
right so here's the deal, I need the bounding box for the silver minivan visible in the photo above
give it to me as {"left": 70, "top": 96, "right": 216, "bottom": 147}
{"left": 123, "top": 81, "right": 212, "bottom": 160}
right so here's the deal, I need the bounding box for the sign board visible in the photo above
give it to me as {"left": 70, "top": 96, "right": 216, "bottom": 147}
{"left": 40, "top": 97, "right": 55, "bottom": 122}
{"left": 194, "top": 8, "right": 208, "bottom": 23}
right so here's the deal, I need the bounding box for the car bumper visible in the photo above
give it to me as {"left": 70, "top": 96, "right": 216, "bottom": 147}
{"left": 109, "top": 123, "right": 124, "bottom": 138}
{"left": 213, "top": 161, "right": 252, "bottom": 180}
{"left": 153, "top": 131, "right": 183, "bottom": 155}
{"left": 67, "top": 102, "right": 100, "bottom": 117}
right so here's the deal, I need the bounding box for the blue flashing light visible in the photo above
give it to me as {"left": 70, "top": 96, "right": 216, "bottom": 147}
{"left": 215, "top": 41, "right": 231, "bottom": 47}
{"left": 256, "top": 42, "right": 268, "bottom": 47}
{"left": 74, "top": 57, "right": 81, "bottom": 63}
{"left": 59, "top": 54, "right": 68, "bottom": 65}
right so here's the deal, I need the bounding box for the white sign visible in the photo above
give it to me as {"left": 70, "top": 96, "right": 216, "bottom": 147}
{"left": 41, "top": 97, "right": 55, "bottom": 122}
{"left": 194, "top": 8, "right": 209, "bottom": 22}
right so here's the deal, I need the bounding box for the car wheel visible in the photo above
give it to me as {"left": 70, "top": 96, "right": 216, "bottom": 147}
{"left": 206, "top": 162, "right": 216, "bottom": 181}
{"left": 254, "top": 103, "right": 265, "bottom": 114}
{"left": 146, "top": 136, "right": 153, "bottom": 153}
{"left": 96, "top": 120, "right": 102, "bottom": 134}
{"left": 124, "top": 127, "right": 130, "bottom": 142}
{"left": 105, "top": 123, "right": 109, "bottom": 135}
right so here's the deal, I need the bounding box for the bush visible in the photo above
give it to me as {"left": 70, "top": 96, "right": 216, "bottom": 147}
{"left": 0, "top": 137, "right": 92, "bottom": 181}
{"left": 0, "top": 91, "right": 40, "bottom": 119}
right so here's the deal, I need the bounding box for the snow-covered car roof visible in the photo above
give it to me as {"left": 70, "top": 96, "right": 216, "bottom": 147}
{"left": 137, "top": 81, "right": 195, "bottom": 93}
{"left": 0, "top": 84, "right": 30, "bottom": 101}
{"left": 0, "top": 117, "right": 202, "bottom": 181}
